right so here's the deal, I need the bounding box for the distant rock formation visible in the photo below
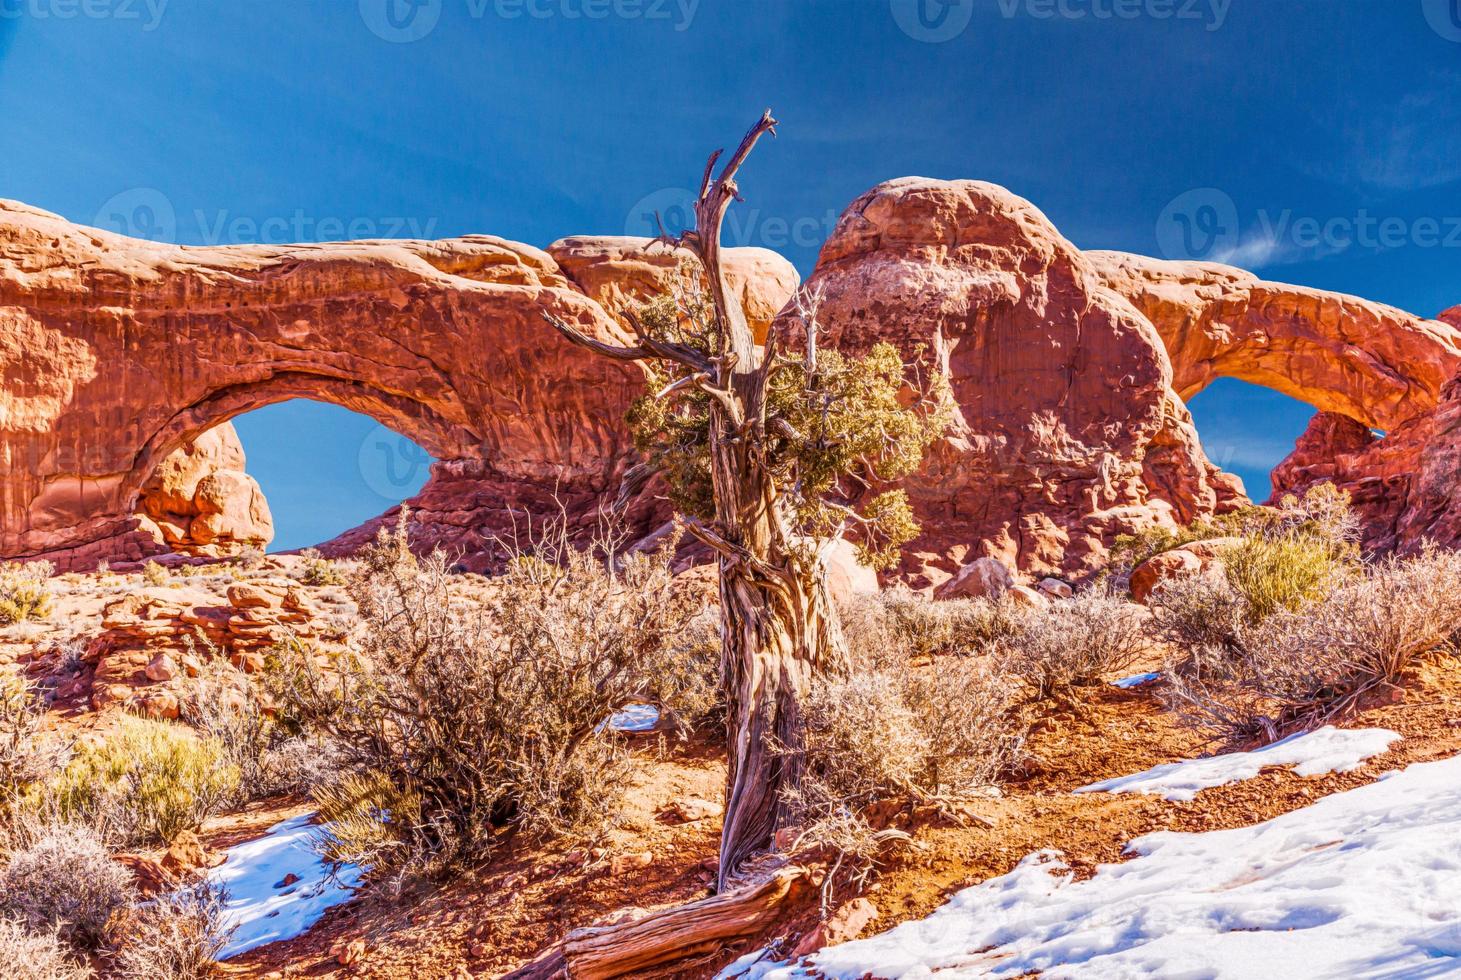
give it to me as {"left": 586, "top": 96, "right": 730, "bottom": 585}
{"left": 4, "top": 185, "right": 1458, "bottom": 578}
{"left": 136, "top": 424, "right": 273, "bottom": 557}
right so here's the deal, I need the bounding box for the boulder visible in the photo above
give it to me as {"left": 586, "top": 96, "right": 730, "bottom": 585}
{"left": 793, "top": 898, "right": 880, "bottom": 956}
{"left": 935, "top": 557, "right": 1015, "bottom": 601}
{"left": 1129, "top": 537, "right": 1241, "bottom": 604}
{"left": 136, "top": 425, "right": 273, "bottom": 558}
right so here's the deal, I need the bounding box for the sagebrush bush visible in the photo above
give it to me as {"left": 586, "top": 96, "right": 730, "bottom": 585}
{"left": 1165, "top": 545, "right": 1461, "bottom": 744}
{"left": 297, "top": 548, "right": 346, "bottom": 587}
{"left": 998, "top": 588, "right": 1148, "bottom": 699}
{"left": 0, "top": 677, "right": 67, "bottom": 810}
{"left": 141, "top": 561, "right": 170, "bottom": 587}
{"left": 106, "top": 882, "right": 234, "bottom": 980}
{"left": 0, "top": 561, "right": 53, "bottom": 626}
{"left": 1149, "top": 483, "right": 1361, "bottom": 660}
{"left": 0, "top": 818, "right": 134, "bottom": 952}
{"left": 43, "top": 715, "right": 238, "bottom": 846}
{"left": 182, "top": 653, "right": 335, "bottom": 805}
{"left": 779, "top": 639, "right": 1024, "bottom": 887}
{"left": 271, "top": 519, "right": 713, "bottom": 878}
{"left": 844, "top": 589, "right": 1018, "bottom": 662}
{"left": 0, "top": 918, "right": 91, "bottom": 980}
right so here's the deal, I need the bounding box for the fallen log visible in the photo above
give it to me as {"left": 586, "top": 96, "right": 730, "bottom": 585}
{"left": 504, "top": 865, "right": 807, "bottom": 980}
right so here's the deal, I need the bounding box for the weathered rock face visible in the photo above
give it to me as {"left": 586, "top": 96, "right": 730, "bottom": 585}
{"left": 0, "top": 199, "right": 793, "bottom": 571}
{"left": 1270, "top": 379, "right": 1461, "bottom": 555}
{"left": 548, "top": 236, "right": 798, "bottom": 343}
{"left": 1090, "top": 252, "right": 1461, "bottom": 432}
{"left": 135, "top": 424, "right": 273, "bottom": 557}
{"left": 781, "top": 178, "right": 1245, "bottom": 585}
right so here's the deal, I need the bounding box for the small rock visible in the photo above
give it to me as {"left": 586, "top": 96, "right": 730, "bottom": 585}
{"left": 609, "top": 851, "right": 653, "bottom": 875}
{"left": 332, "top": 939, "right": 367, "bottom": 966}
{"left": 160, "top": 830, "right": 210, "bottom": 875}
{"left": 274, "top": 872, "right": 300, "bottom": 889}
{"left": 792, "top": 897, "right": 880, "bottom": 956}
{"left": 1037, "top": 577, "right": 1073, "bottom": 599}
{"left": 660, "top": 797, "right": 722, "bottom": 824}
{"left": 1007, "top": 584, "right": 1047, "bottom": 609}
{"left": 144, "top": 653, "right": 177, "bottom": 682}
{"left": 934, "top": 556, "right": 1014, "bottom": 601}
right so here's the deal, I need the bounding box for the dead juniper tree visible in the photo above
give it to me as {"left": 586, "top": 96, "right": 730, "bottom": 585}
{"left": 543, "top": 109, "right": 950, "bottom": 887}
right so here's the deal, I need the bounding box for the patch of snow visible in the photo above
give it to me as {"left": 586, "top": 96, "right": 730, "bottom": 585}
{"left": 210, "top": 813, "right": 364, "bottom": 959}
{"left": 608, "top": 703, "right": 660, "bottom": 732}
{"left": 1110, "top": 671, "right": 1160, "bottom": 689}
{"left": 1075, "top": 726, "right": 1399, "bottom": 802}
{"left": 750, "top": 749, "right": 1461, "bottom": 979}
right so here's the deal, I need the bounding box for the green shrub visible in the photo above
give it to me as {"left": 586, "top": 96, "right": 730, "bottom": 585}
{"left": 141, "top": 561, "right": 169, "bottom": 588}
{"left": 0, "top": 562, "right": 53, "bottom": 626}
{"left": 297, "top": 548, "right": 346, "bottom": 587}
{"left": 42, "top": 716, "right": 238, "bottom": 846}
{"left": 1220, "top": 532, "right": 1350, "bottom": 621}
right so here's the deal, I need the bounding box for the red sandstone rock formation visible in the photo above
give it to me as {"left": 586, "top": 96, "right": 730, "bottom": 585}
{"left": 135, "top": 424, "right": 273, "bottom": 556}
{"left": 778, "top": 178, "right": 1245, "bottom": 584}
{"left": 5, "top": 184, "right": 1458, "bottom": 578}
{"left": 0, "top": 198, "right": 793, "bottom": 571}
{"left": 1270, "top": 381, "right": 1461, "bottom": 555}
{"left": 1089, "top": 252, "right": 1461, "bottom": 432}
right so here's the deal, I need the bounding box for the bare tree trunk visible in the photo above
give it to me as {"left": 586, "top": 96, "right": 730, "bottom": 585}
{"left": 717, "top": 545, "right": 847, "bottom": 887}
{"left": 545, "top": 109, "right": 851, "bottom": 889}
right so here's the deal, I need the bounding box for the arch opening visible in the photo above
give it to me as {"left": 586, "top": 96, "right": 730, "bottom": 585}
{"left": 136, "top": 400, "right": 436, "bottom": 558}
{"left": 1186, "top": 378, "right": 1318, "bottom": 503}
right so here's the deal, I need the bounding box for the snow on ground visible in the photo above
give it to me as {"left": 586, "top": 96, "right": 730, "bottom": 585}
{"left": 608, "top": 703, "right": 660, "bottom": 732}
{"left": 210, "top": 813, "right": 364, "bottom": 959}
{"left": 738, "top": 750, "right": 1461, "bottom": 980}
{"left": 1075, "top": 726, "right": 1399, "bottom": 802}
{"left": 1110, "top": 671, "right": 1161, "bottom": 689}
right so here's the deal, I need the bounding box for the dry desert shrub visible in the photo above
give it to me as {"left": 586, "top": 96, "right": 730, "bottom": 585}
{"left": 106, "top": 882, "right": 234, "bottom": 980}
{"left": 0, "top": 919, "right": 91, "bottom": 980}
{"left": 0, "top": 560, "right": 54, "bottom": 626}
{"left": 1165, "top": 545, "right": 1461, "bottom": 744}
{"left": 0, "top": 677, "right": 68, "bottom": 811}
{"left": 181, "top": 652, "right": 338, "bottom": 805}
{"left": 997, "top": 587, "right": 1148, "bottom": 699}
{"left": 270, "top": 519, "right": 714, "bottom": 878}
{"left": 41, "top": 715, "right": 238, "bottom": 846}
{"left": 777, "top": 634, "right": 1024, "bottom": 895}
{"left": 1149, "top": 483, "right": 1361, "bottom": 660}
{"left": 0, "top": 817, "right": 134, "bottom": 952}
{"left": 141, "top": 561, "right": 170, "bottom": 587}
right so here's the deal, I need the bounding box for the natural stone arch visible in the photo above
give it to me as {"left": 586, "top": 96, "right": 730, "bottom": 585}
{"left": 0, "top": 200, "right": 797, "bottom": 569}
{"left": 1088, "top": 251, "right": 1461, "bottom": 433}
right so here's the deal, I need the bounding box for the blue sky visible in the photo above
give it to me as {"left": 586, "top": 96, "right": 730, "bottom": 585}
{"left": 2, "top": 1, "right": 1458, "bottom": 548}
